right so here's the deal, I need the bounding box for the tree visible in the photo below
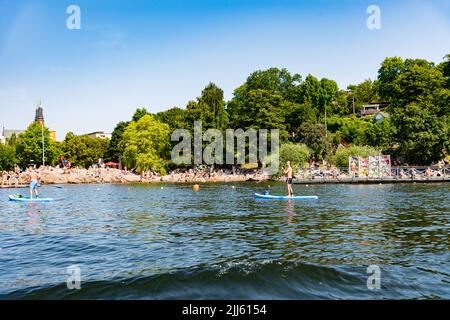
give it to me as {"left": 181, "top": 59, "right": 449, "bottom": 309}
{"left": 377, "top": 56, "right": 405, "bottom": 101}
{"left": 198, "top": 82, "right": 228, "bottom": 130}
{"left": 7, "top": 133, "right": 18, "bottom": 147}
{"left": 0, "top": 144, "right": 16, "bottom": 171}
{"left": 105, "top": 121, "right": 129, "bottom": 162}
{"left": 361, "top": 117, "right": 397, "bottom": 152}
{"left": 62, "top": 133, "right": 109, "bottom": 168}
{"left": 244, "top": 67, "right": 301, "bottom": 101}
{"left": 155, "top": 107, "right": 188, "bottom": 131}
{"left": 15, "top": 122, "right": 60, "bottom": 167}
{"left": 440, "top": 54, "right": 450, "bottom": 88}
{"left": 280, "top": 143, "right": 311, "bottom": 172}
{"left": 378, "top": 57, "right": 450, "bottom": 163}
{"left": 227, "top": 88, "right": 288, "bottom": 139}
{"left": 347, "top": 79, "right": 379, "bottom": 113}
{"left": 298, "top": 121, "right": 331, "bottom": 160}
{"left": 327, "top": 115, "right": 371, "bottom": 144}
{"left": 285, "top": 102, "right": 317, "bottom": 134}
{"left": 391, "top": 101, "right": 449, "bottom": 164}
{"left": 132, "top": 108, "right": 150, "bottom": 122}
{"left": 299, "top": 74, "right": 322, "bottom": 110}
{"left": 119, "top": 114, "right": 171, "bottom": 174}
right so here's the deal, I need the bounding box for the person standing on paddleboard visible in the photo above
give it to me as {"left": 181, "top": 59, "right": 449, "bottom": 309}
{"left": 28, "top": 166, "right": 40, "bottom": 199}
{"left": 284, "top": 161, "right": 294, "bottom": 197}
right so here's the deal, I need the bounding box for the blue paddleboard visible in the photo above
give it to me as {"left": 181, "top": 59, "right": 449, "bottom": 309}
{"left": 8, "top": 195, "right": 54, "bottom": 202}
{"left": 255, "top": 193, "right": 318, "bottom": 200}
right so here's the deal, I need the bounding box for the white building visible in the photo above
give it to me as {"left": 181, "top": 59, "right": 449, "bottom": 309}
{"left": 87, "top": 131, "right": 112, "bottom": 140}
{"left": 0, "top": 135, "right": 5, "bottom": 144}
{"left": 2, "top": 128, "right": 24, "bottom": 143}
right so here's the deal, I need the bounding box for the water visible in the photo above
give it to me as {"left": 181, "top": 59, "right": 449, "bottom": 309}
{"left": 0, "top": 182, "right": 449, "bottom": 299}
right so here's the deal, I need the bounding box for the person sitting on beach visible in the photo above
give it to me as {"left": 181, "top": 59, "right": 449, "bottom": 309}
{"left": 28, "top": 166, "right": 40, "bottom": 199}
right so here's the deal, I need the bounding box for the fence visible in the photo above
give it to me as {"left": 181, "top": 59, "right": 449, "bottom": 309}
{"left": 293, "top": 166, "right": 450, "bottom": 184}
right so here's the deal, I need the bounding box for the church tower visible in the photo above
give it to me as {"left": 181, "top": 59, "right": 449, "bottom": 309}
{"left": 35, "top": 104, "right": 44, "bottom": 125}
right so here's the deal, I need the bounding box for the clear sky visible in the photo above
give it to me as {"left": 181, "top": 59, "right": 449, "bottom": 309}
{"left": 1, "top": 0, "right": 449, "bottom": 140}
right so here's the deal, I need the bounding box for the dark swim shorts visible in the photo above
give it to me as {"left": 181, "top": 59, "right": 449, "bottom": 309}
{"left": 287, "top": 178, "right": 293, "bottom": 184}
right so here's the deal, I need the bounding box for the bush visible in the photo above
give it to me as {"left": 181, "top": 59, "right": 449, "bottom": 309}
{"left": 262, "top": 143, "right": 312, "bottom": 176}
{"left": 332, "top": 145, "right": 381, "bottom": 168}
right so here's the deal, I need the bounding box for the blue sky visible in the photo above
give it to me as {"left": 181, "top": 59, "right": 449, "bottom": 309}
{"left": 1, "top": 0, "right": 449, "bottom": 140}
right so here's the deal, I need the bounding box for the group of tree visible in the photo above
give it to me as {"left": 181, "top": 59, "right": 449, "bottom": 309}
{"left": 0, "top": 122, "right": 110, "bottom": 171}
{"left": 1, "top": 54, "right": 448, "bottom": 173}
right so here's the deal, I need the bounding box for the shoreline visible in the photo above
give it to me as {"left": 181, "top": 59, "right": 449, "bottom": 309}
{"left": 1, "top": 177, "right": 449, "bottom": 189}
{"left": 2, "top": 166, "right": 449, "bottom": 189}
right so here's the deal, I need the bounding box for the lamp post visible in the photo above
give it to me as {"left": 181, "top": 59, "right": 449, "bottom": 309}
{"left": 346, "top": 89, "right": 356, "bottom": 115}
{"left": 41, "top": 122, "right": 45, "bottom": 167}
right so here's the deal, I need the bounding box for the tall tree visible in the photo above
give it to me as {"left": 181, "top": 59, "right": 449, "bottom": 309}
{"left": 197, "top": 82, "right": 228, "bottom": 130}
{"left": 132, "top": 108, "right": 150, "bottom": 122}
{"left": 62, "top": 133, "right": 109, "bottom": 168}
{"left": 15, "top": 122, "right": 60, "bottom": 167}
{"left": 298, "top": 121, "right": 331, "bottom": 160}
{"left": 120, "top": 114, "right": 171, "bottom": 174}
{"left": 378, "top": 57, "right": 450, "bottom": 163}
{"left": 105, "top": 121, "right": 129, "bottom": 162}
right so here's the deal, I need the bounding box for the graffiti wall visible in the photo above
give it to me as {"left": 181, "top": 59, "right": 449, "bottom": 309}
{"left": 349, "top": 155, "right": 391, "bottom": 177}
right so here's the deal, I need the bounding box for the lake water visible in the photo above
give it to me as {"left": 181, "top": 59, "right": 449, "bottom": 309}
{"left": 0, "top": 182, "right": 449, "bottom": 299}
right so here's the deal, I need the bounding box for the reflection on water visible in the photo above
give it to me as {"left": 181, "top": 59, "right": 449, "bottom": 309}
{"left": 0, "top": 182, "right": 448, "bottom": 299}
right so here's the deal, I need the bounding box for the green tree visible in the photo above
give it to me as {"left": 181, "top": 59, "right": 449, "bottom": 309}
{"left": 62, "top": 133, "right": 109, "bottom": 168}
{"left": 227, "top": 88, "right": 288, "bottom": 139}
{"left": 378, "top": 57, "right": 450, "bottom": 163}
{"left": 298, "top": 121, "right": 331, "bottom": 160}
{"left": 440, "top": 54, "right": 450, "bottom": 88}
{"left": 280, "top": 143, "right": 311, "bottom": 172}
{"left": 347, "top": 79, "right": 379, "bottom": 113}
{"left": 105, "top": 121, "right": 129, "bottom": 162}
{"left": 198, "top": 82, "right": 228, "bottom": 130}
{"left": 391, "top": 101, "right": 449, "bottom": 164}
{"left": 327, "top": 115, "right": 371, "bottom": 144}
{"left": 119, "top": 114, "right": 171, "bottom": 174}
{"left": 15, "top": 122, "right": 59, "bottom": 167}
{"left": 132, "top": 108, "right": 151, "bottom": 122}
{"left": 0, "top": 144, "right": 16, "bottom": 171}
{"left": 378, "top": 56, "right": 405, "bottom": 101}
{"left": 361, "top": 117, "right": 397, "bottom": 152}
{"left": 244, "top": 67, "right": 301, "bottom": 101}
{"left": 155, "top": 107, "right": 188, "bottom": 131}
{"left": 285, "top": 102, "right": 317, "bottom": 134}
{"left": 7, "top": 133, "right": 18, "bottom": 147}
{"left": 299, "top": 74, "right": 322, "bottom": 110}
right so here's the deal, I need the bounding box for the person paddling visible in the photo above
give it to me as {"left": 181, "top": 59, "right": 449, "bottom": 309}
{"left": 28, "top": 166, "right": 40, "bottom": 199}
{"left": 284, "top": 161, "right": 294, "bottom": 197}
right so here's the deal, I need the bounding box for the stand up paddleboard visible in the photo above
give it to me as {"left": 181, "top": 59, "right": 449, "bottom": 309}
{"left": 8, "top": 195, "right": 54, "bottom": 202}
{"left": 255, "top": 193, "right": 318, "bottom": 200}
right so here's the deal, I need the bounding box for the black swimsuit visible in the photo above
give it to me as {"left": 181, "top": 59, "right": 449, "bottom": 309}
{"left": 287, "top": 177, "right": 293, "bottom": 184}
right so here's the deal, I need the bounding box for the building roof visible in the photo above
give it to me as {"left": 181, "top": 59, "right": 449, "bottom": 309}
{"left": 2, "top": 129, "right": 24, "bottom": 139}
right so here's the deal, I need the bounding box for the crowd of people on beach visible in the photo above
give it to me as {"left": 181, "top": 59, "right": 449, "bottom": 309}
{"left": 163, "top": 165, "right": 267, "bottom": 183}
{"left": 1, "top": 160, "right": 449, "bottom": 188}
{"left": 294, "top": 160, "right": 448, "bottom": 181}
